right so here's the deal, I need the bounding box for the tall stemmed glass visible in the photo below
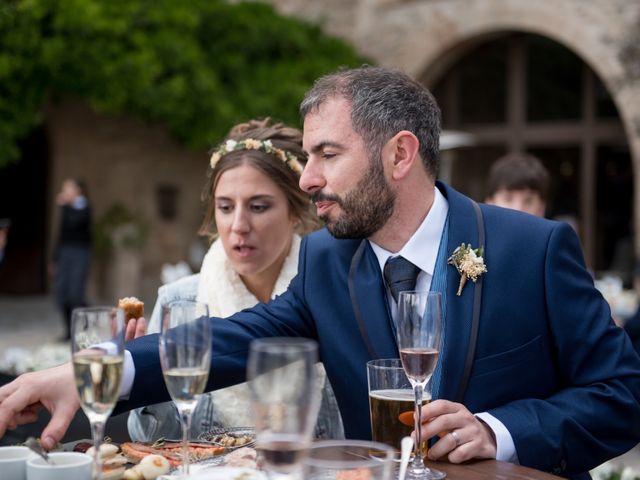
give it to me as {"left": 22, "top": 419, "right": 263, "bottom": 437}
{"left": 247, "top": 338, "right": 321, "bottom": 480}
{"left": 159, "top": 300, "right": 211, "bottom": 476}
{"left": 396, "top": 291, "right": 445, "bottom": 480}
{"left": 71, "top": 307, "right": 125, "bottom": 480}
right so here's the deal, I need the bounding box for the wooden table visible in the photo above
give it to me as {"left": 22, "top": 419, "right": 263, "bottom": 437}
{"left": 423, "top": 459, "right": 564, "bottom": 479}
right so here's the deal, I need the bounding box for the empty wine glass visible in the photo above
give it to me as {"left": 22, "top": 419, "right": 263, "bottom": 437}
{"left": 247, "top": 338, "right": 321, "bottom": 480}
{"left": 304, "top": 439, "right": 395, "bottom": 480}
{"left": 71, "top": 307, "right": 125, "bottom": 480}
{"left": 396, "top": 291, "right": 445, "bottom": 480}
{"left": 159, "top": 300, "right": 211, "bottom": 475}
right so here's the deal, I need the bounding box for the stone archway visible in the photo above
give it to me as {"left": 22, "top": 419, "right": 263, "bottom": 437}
{"left": 424, "top": 32, "right": 631, "bottom": 275}
{"left": 266, "top": 0, "right": 640, "bottom": 260}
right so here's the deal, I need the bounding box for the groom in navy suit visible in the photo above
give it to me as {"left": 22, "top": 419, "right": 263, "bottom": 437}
{"left": 0, "top": 66, "right": 639, "bottom": 479}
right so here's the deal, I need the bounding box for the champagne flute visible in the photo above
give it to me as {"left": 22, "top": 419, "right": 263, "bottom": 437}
{"left": 247, "top": 338, "right": 321, "bottom": 480}
{"left": 396, "top": 291, "right": 445, "bottom": 480}
{"left": 71, "top": 307, "right": 125, "bottom": 480}
{"left": 159, "top": 299, "right": 210, "bottom": 476}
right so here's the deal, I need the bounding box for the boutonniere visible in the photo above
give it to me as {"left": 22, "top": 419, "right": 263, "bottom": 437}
{"left": 447, "top": 243, "right": 487, "bottom": 296}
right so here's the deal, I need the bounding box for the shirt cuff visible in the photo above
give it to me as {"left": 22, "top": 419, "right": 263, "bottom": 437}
{"left": 95, "top": 342, "right": 135, "bottom": 400}
{"left": 120, "top": 350, "right": 135, "bottom": 400}
{"left": 475, "top": 412, "right": 519, "bottom": 464}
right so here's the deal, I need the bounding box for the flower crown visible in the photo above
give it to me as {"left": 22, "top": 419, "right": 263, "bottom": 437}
{"left": 209, "top": 138, "right": 303, "bottom": 174}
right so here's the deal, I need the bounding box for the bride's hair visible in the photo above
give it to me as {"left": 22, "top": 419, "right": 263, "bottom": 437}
{"left": 199, "top": 118, "right": 320, "bottom": 239}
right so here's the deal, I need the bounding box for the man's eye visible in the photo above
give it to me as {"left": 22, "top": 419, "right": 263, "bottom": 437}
{"left": 322, "top": 152, "right": 336, "bottom": 160}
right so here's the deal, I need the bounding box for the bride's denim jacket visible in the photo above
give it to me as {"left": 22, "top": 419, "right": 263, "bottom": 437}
{"left": 127, "top": 274, "right": 345, "bottom": 441}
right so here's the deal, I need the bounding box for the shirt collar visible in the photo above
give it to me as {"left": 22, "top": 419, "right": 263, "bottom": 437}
{"left": 369, "top": 186, "right": 448, "bottom": 276}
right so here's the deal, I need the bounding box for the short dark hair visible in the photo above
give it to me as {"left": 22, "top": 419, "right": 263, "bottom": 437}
{"left": 300, "top": 66, "right": 441, "bottom": 178}
{"left": 486, "top": 153, "right": 550, "bottom": 200}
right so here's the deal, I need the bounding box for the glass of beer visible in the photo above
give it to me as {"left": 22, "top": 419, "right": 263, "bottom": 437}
{"left": 367, "top": 359, "right": 429, "bottom": 456}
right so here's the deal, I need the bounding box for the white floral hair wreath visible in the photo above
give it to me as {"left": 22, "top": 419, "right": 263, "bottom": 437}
{"left": 209, "top": 138, "right": 303, "bottom": 175}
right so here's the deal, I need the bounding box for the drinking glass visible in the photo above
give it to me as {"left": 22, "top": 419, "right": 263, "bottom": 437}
{"left": 71, "top": 307, "right": 125, "bottom": 480}
{"left": 159, "top": 300, "right": 211, "bottom": 475}
{"left": 303, "top": 439, "right": 395, "bottom": 480}
{"left": 247, "top": 338, "right": 321, "bottom": 480}
{"left": 367, "top": 359, "right": 430, "bottom": 458}
{"left": 396, "top": 291, "right": 444, "bottom": 480}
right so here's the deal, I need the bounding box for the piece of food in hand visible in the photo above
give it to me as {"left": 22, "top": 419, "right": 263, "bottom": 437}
{"left": 398, "top": 411, "right": 414, "bottom": 426}
{"left": 118, "top": 297, "right": 144, "bottom": 321}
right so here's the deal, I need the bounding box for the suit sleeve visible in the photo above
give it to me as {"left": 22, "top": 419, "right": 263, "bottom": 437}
{"left": 487, "top": 222, "right": 640, "bottom": 476}
{"left": 118, "top": 237, "right": 316, "bottom": 411}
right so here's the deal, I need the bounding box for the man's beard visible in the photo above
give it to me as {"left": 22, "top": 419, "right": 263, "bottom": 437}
{"left": 313, "top": 158, "right": 396, "bottom": 239}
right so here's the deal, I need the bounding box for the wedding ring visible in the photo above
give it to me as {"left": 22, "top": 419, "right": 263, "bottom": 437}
{"left": 450, "top": 430, "right": 461, "bottom": 447}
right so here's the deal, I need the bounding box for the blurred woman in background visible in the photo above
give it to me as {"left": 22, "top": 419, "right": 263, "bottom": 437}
{"left": 53, "top": 178, "right": 92, "bottom": 340}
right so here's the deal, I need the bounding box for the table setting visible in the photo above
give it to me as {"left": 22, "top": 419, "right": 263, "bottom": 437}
{"left": 0, "top": 297, "right": 565, "bottom": 480}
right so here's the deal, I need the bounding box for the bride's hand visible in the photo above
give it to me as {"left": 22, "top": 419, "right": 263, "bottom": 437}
{"left": 125, "top": 317, "right": 147, "bottom": 342}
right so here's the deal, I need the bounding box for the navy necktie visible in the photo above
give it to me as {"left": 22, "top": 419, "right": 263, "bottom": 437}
{"left": 383, "top": 256, "right": 421, "bottom": 303}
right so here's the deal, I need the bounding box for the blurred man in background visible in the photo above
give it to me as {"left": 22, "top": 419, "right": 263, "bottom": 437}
{"left": 485, "top": 153, "right": 549, "bottom": 217}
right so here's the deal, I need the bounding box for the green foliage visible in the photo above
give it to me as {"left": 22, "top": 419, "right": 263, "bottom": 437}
{"left": 0, "top": 0, "right": 366, "bottom": 167}
{"left": 93, "top": 203, "right": 149, "bottom": 256}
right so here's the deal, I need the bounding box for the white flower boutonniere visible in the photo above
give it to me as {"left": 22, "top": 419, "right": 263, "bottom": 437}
{"left": 448, "top": 243, "right": 487, "bottom": 296}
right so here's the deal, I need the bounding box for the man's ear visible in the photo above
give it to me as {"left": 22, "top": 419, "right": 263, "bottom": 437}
{"left": 383, "top": 131, "right": 420, "bottom": 180}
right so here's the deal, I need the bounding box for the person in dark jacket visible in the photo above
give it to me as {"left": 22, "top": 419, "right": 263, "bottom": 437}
{"left": 0, "top": 219, "right": 9, "bottom": 269}
{"left": 53, "top": 178, "right": 92, "bottom": 340}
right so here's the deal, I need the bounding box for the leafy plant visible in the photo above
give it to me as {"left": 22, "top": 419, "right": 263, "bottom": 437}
{"left": 0, "top": 0, "right": 366, "bottom": 167}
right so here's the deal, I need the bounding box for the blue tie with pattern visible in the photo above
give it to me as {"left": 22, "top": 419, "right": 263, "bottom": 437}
{"left": 383, "top": 256, "right": 421, "bottom": 303}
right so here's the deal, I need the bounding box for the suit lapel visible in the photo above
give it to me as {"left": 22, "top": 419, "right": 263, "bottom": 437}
{"left": 437, "top": 182, "right": 482, "bottom": 402}
{"left": 348, "top": 240, "right": 399, "bottom": 360}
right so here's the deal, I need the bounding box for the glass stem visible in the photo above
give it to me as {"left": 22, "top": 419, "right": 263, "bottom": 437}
{"left": 90, "top": 419, "right": 105, "bottom": 480}
{"left": 413, "top": 384, "right": 426, "bottom": 470}
{"left": 180, "top": 408, "right": 193, "bottom": 475}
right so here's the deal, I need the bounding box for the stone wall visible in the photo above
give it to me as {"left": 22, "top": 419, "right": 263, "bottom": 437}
{"left": 43, "top": 1, "right": 640, "bottom": 301}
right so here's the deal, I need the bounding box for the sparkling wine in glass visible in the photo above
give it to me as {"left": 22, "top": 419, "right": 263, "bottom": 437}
{"left": 71, "top": 306, "right": 125, "bottom": 480}
{"left": 247, "top": 338, "right": 321, "bottom": 480}
{"left": 159, "top": 300, "right": 211, "bottom": 475}
{"left": 396, "top": 291, "right": 445, "bottom": 480}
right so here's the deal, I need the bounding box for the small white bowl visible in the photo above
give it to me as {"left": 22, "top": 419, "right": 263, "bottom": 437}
{"left": 0, "top": 446, "right": 32, "bottom": 480}
{"left": 26, "top": 451, "right": 92, "bottom": 480}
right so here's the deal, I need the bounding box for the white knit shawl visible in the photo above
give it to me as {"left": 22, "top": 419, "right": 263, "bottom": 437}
{"left": 195, "top": 235, "right": 301, "bottom": 427}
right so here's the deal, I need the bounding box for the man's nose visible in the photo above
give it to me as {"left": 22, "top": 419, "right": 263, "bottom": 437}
{"left": 299, "top": 157, "right": 325, "bottom": 194}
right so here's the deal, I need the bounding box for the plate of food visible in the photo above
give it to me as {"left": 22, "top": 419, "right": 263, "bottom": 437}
{"left": 197, "top": 427, "right": 255, "bottom": 450}
{"left": 70, "top": 438, "right": 229, "bottom": 480}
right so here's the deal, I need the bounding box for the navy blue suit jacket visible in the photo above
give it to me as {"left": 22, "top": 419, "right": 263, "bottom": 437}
{"left": 123, "top": 183, "right": 640, "bottom": 478}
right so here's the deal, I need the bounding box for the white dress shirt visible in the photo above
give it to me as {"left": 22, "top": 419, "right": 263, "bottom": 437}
{"left": 369, "top": 187, "right": 518, "bottom": 464}
{"left": 121, "top": 186, "right": 517, "bottom": 463}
